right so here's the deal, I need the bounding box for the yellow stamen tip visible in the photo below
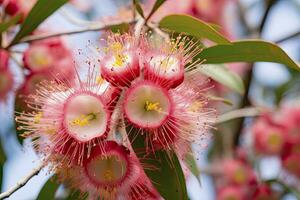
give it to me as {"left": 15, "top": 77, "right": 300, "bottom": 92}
{"left": 34, "top": 112, "right": 43, "bottom": 124}
{"left": 145, "top": 101, "right": 162, "bottom": 112}
{"left": 71, "top": 113, "right": 96, "bottom": 127}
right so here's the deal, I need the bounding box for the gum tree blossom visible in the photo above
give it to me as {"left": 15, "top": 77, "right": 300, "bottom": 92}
{"left": 58, "top": 141, "right": 159, "bottom": 199}
{"left": 251, "top": 116, "right": 286, "bottom": 155}
{"left": 16, "top": 70, "right": 119, "bottom": 165}
{"left": 15, "top": 32, "right": 216, "bottom": 199}
{"left": 23, "top": 37, "right": 75, "bottom": 80}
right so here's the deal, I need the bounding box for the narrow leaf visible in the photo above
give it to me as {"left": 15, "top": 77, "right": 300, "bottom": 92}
{"left": 159, "top": 14, "right": 231, "bottom": 45}
{"left": 36, "top": 175, "right": 60, "bottom": 200}
{"left": 0, "top": 14, "right": 21, "bottom": 34}
{"left": 10, "top": 0, "right": 68, "bottom": 46}
{"left": 109, "top": 23, "right": 130, "bottom": 34}
{"left": 184, "top": 152, "right": 201, "bottom": 186}
{"left": 207, "top": 95, "right": 233, "bottom": 106}
{"left": 133, "top": 0, "right": 145, "bottom": 18}
{"left": 126, "top": 124, "right": 188, "bottom": 200}
{"left": 199, "top": 64, "right": 245, "bottom": 95}
{"left": 146, "top": 0, "right": 166, "bottom": 20}
{"left": 198, "top": 40, "right": 300, "bottom": 71}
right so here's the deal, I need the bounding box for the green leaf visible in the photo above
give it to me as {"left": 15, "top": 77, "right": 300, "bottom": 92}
{"left": 109, "top": 23, "right": 130, "bottom": 34}
{"left": 207, "top": 95, "right": 233, "bottom": 106}
{"left": 10, "top": 0, "right": 68, "bottom": 46}
{"left": 199, "top": 64, "right": 245, "bottom": 95}
{"left": 133, "top": 0, "right": 145, "bottom": 18}
{"left": 146, "top": 0, "right": 166, "bottom": 20}
{"left": 126, "top": 124, "right": 188, "bottom": 200}
{"left": 0, "top": 14, "right": 21, "bottom": 34}
{"left": 36, "top": 175, "right": 60, "bottom": 200}
{"left": 159, "top": 14, "right": 231, "bottom": 45}
{"left": 65, "top": 190, "right": 88, "bottom": 200}
{"left": 198, "top": 40, "right": 300, "bottom": 71}
{"left": 184, "top": 151, "right": 201, "bottom": 186}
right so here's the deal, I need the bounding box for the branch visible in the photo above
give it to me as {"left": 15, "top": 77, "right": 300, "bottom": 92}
{"left": 216, "top": 107, "right": 263, "bottom": 124}
{"left": 13, "top": 20, "right": 136, "bottom": 45}
{"left": 275, "top": 30, "right": 300, "bottom": 43}
{"left": 259, "top": 0, "right": 279, "bottom": 31}
{"left": 0, "top": 163, "right": 44, "bottom": 199}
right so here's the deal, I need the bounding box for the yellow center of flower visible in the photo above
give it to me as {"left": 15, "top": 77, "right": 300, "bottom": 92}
{"left": 233, "top": 168, "right": 246, "bottom": 184}
{"left": 145, "top": 101, "right": 162, "bottom": 112}
{"left": 32, "top": 53, "right": 52, "bottom": 67}
{"left": 87, "top": 154, "right": 127, "bottom": 184}
{"left": 113, "top": 54, "right": 128, "bottom": 67}
{"left": 71, "top": 113, "right": 97, "bottom": 127}
{"left": 267, "top": 132, "right": 281, "bottom": 148}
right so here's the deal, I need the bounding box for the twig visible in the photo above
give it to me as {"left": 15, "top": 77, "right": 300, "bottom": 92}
{"left": 259, "top": 0, "right": 279, "bottom": 31}
{"left": 233, "top": 0, "right": 278, "bottom": 146}
{"left": 0, "top": 163, "right": 44, "bottom": 199}
{"left": 10, "top": 20, "right": 136, "bottom": 45}
{"left": 275, "top": 30, "right": 300, "bottom": 43}
{"left": 216, "top": 107, "right": 263, "bottom": 124}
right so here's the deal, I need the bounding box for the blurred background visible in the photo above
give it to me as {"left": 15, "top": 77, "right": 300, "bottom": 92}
{"left": 0, "top": 0, "right": 300, "bottom": 199}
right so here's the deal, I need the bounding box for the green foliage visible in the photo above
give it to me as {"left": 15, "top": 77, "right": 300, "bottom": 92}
{"left": 109, "top": 23, "right": 130, "bottom": 34}
{"left": 10, "top": 0, "right": 68, "bottom": 46}
{"left": 0, "top": 14, "right": 21, "bottom": 34}
{"left": 199, "top": 64, "right": 245, "bottom": 95}
{"left": 159, "top": 14, "right": 231, "bottom": 44}
{"left": 126, "top": 124, "right": 188, "bottom": 200}
{"left": 146, "top": 0, "right": 166, "bottom": 20}
{"left": 36, "top": 175, "right": 60, "bottom": 200}
{"left": 198, "top": 40, "right": 300, "bottom": 71}
{"left": 133, "top": 0, "right": 145, "bottom": 18}
{"left": 184, "top": 150, "right": 201, "bottom": 185}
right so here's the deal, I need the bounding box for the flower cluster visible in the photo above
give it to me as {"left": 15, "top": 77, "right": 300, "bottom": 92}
{"left": 16, "top": 32, "right": 215, "bottom": 199}
{"left": 214, "top": 155, "right": 278, "bottom": 200}
{"left": 251, "top": 105, "right": 300, "bottom": 179}
{"left": 18, "top": 37, "right": 75, "bottom": 98}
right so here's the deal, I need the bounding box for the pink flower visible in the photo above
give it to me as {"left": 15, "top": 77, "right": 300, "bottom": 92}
{"left": 0, "top": 49, "right": 9, "bottom": 70}
{"left": 100, "top": 33, "right": 140, "bottom": 87}
{"left": 0, "top": 50, "right": 13, "bottom": 101}
{"left": 16, "top": 70, "right": 119, "bottom": 165}
{"left": 282, "top": 152, "right": 300, "bottom": 178}
{"left": 23, "top": 37, "right": 75, "bottom": 81}
{"left": 0, "top": 67, "right": 14, "bottom": 101}
{"left": 252, "top": 116, "right": 286, "bottom": 155}
{"left": 221, "top": 159, "right": 257, "bottom": 186}
{"left": 252, "top": 184, "right": 277, "bottom": 200}
{"left": 141, "top": 35, "right": 202, "bottom": 89}
{"left": 57, "top": 141, "right": 159, "bottom": 199}
{"left": 2, "top": 0, "right": 36, "bottom": 19}
{"left": 217, "top": 186, "right": 245, "bottom": 200}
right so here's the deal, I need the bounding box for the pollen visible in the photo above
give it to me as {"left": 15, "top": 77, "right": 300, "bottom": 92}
{"left": 71, "top": 113, "right": 96, "bottom": 127}
{"left": 145, "top": 101, "right": 162, "bottom": 112}
{"left": 104, "top": 42, "right": 123, "bottom": 53}
{"left": 188, "top": 101, "right": 203, "bottom": 112}
{"left": 113, "top": 54, "right": 128, "bottom": 67}
{"left": 34, "top": 112, "right": 43, "bottom": 124}
{"left": 96, "top": 76, "right": 104, "bottom": 85}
